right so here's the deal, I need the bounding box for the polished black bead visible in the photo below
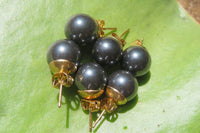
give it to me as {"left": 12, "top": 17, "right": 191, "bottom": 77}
{"left": 92, "top": 37, "right": 123, "bottom": 66}
{"left": 108, "top": 70, "right": 138, "bottom": 101}
{"left": 75, "top": 63, "right": 107, "bottom": 90}
{"left": 65, "top": 14, "right": 98, "bottom": 46}
{"left": 122, "top": 45, "right": 151, "bottom": 77}
{"left": 47, "top": 39, "right": 81, "bottom": 65}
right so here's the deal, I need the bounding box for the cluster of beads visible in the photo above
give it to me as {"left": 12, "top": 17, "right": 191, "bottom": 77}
{"left": 47, "top": 14, "right": 151, "bottom": 132}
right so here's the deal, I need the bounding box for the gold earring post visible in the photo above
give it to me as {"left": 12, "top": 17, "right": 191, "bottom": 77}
{"left": 96, "top": 20, "right": 117, "bottom": 38}
{"left": 58, "top": 83, "right": 63, "bottom": 108}
{"left": 92, "top": 109, "right": 106, "bottom": 128}
{"left": 131, "top": 38, "right": 144, "bottom": 46}
{"left": 89, "top": 109, "right": 92, "bottom": 132}
{"left": 112, "top": 28, "right": 130, "bottom": 47}
{"left": 119, "top": 28, "right": 129, "bottom": 39}
{"left": 103, "top": 27, "right": 117, "bottom": 30}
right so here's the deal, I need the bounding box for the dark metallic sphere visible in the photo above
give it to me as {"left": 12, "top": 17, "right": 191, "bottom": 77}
{"left": 46, "top": 39, "right": 81, "bottom": 65}
{"left": 92, "top": 37, "right": 123, "bottom": 66}
{"left": 75, "top": 63, "right": 107, "bottom": 90}
{"left": 65, "top": 14, "right": 98, "bottom": 46}
{"left": 122, "top": 45, "right": 151, "bottom": 77}
{"left": 108, "top": 70, "right": 138, "bottom": 101}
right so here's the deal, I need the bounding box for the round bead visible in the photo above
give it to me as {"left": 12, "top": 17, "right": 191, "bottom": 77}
{"left": 92, "top": 37, "right": 123, "bottom": 66}
{"left": 122, "top": 45, "right": 151, "bottom": 77}
{"left": 108, "top": 70, "right": 138, "bottom": 101}
{"left": 65, "top": 14, "right": 98, "bottom": 46}
{"left": 46, "top": 39, "right": 81, "bottom": 65}
{"left": 75, "top": 63, "right": 107, "bottom": 90}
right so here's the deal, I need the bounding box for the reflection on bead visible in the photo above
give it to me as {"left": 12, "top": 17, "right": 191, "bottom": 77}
{"left": 122, "top": 45, "right": 151, "bottom": 77}
{"left": 108, "top": 70, "right": 138, "bottom": 101}
{"left": 47, "top": 39, "right": 81, "bottom": 66}
{"left": 75, "top": 63, "right": 107, "bottom": 91}
{"left": 65, "top": 14, "right": 98, "bottom": 46}
{"left": 92, "top": 37, "right": 123, "bottom": 66}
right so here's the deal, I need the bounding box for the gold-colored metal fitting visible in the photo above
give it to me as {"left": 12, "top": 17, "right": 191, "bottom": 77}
{"left": 78, "top": 89, "right": 104, "bottom": 100}
{"left": 92, "top": 97, "right": 118, "bottom": 128}
{"left": 49, "top": 60, "right": 77, "bottom": 108}
{"left": 81, "top": 99, "right": 101, "bottom": 112}
{"left": 49, "top": 59, "right": 77, "bottom": 75}
{"left": 92, "top": 86, "right": 127, "bottom": 129}
{"left": 105, "top": 86, "right": 127, "bottom": 105}
{"left": 81, "top": 98, "right": 102, "bottom": 132}
{"left": 96, "top": 20, "right": 105, "bottom": 38}
{"left": 92, "top": 85, "right": 128, "bottom": 129}
{"left": 52, "top": 72, "right": 74, "bottom": 88}
{"left": 100, "top": 98, "right": 118, "bottom": 113}
{"left": 131, "top": 38, "right": 143, "bottom": 46}
{"left": 96, "top": 20, "right": 117, "bottom": 38}
{"left": 111, "top": 28, "right": 130, "bottom": 47}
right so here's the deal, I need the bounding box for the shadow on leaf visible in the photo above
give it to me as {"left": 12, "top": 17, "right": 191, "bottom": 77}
{"left": 137, "top": 71, "right": 151, "bottom": 86}
{"left": 105, "top": 29, "right": 117, "bottom": 37}
{"left": 117, "top": 95, "right": 138, "bottom": 113}
{"left": 56, "top": 84, "right": 80, "bottom": 128}
{"left": 93, "top": 95, "right": 138, "bottom": 132}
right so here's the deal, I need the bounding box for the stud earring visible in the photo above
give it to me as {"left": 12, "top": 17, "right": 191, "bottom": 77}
{"left": 122, "top": 39, "right": 151, "bottom": 77}
{"left": 64, "top": 14, "right": 116, "bottom": 46}
{"left": 47, "top": 39, "right": 81, "bottom": 108}
{"left": 92, "top": 29, "right": 129, "bottom": 66}
{"left": 75, "top": 63, "right": 107, "bottom": 132}
{"left": 93, "top": 70, "right": 138, "bottom": 128}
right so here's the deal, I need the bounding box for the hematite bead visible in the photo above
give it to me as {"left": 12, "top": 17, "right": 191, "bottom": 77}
{"left": 65, "top": 14, "right": 98, "bottom": 46}
{"left": 92, "top": 37, "right": 123, "bottom": 66}
{"left": 122, "top": 45, "right": 151, "bottom": 77}
{"left": 75, "top": 63, "right": 107, "bottom": 91}
{"left": 47, "top": 39, "right": 81, "bottom": 66}
{"left": 108, "top": 70, "right": 138, "bottom": 101}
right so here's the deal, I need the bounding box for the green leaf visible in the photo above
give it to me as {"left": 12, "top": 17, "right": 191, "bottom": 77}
{"left": 1, "top": 0, "right": 200, "bottom": 133}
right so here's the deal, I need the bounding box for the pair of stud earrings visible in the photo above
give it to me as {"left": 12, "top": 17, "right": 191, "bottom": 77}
{"left": 46, "top": 14, "right": 151, "bottom": 132}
